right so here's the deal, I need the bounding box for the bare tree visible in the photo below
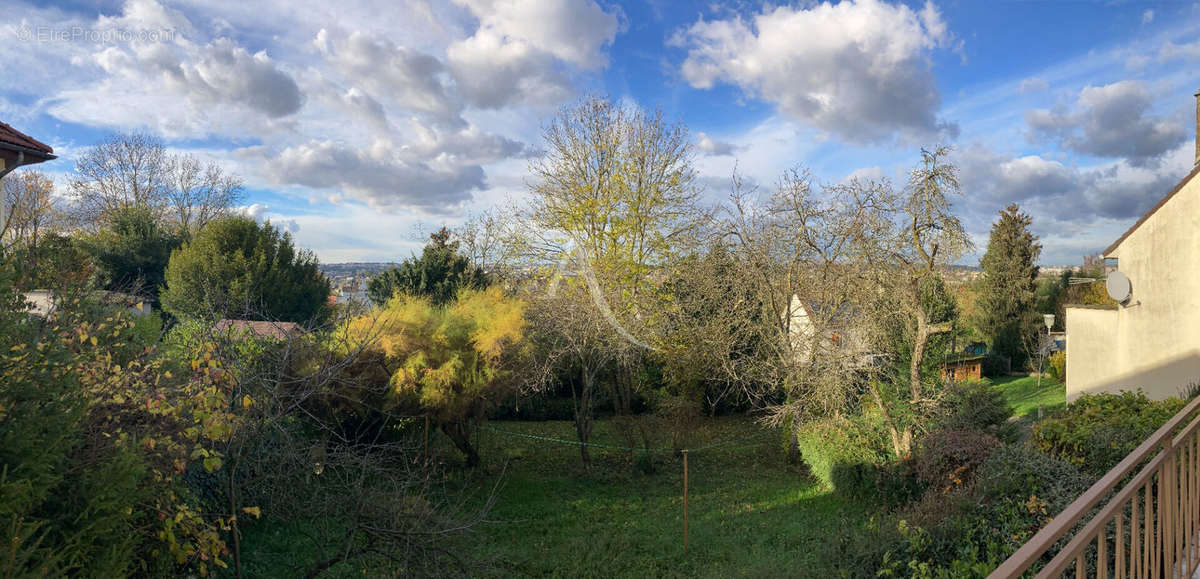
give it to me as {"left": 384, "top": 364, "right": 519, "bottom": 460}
{"left": 1, "top": 171, "right": 60, "bottom": 253}
{"left": 722, "top": 169, "right": 884, "bottom": 462}
{"left": 70, "top": 133, "right": 169, "bottom": 227}
{"left": 70, "top": 133, "right": 244, "bottom": 234}
{"left": 714, "top": 147, "right": 969, "bottom": 460}
{"left": 454, "top": 206, "right": 526, "bottom": 281}
{"left": 858, "top": 147, "right": 971, "bottom": 457}
{"left": 525, "top": 281, "right": 620, "bottom": 467}
{"left": 165, "top": 154, "right": 245, "bottom": 235}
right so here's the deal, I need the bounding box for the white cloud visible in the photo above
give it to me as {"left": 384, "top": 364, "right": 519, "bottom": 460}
{"left": 315, "top": 29, "right": 459, "bottom": 123}
{"left": 10, "top": 0, "right": 624, "bottom": 216}
{"left": 1160, "top": 40, "right": 1200, "bottom": 62}
{"left": 237, "top": 203, "right": 270, "bottom": 220}
{"left": 446, "top": 0, "right": 621, "bottom": 108}
{"left": 1142, "top": 10, "right": 1155, "bottom": 24}
{"left": 695, "top": 132, "right": 739, "bottom": 156}
{"left": 37, "top": 2, "right": 303, "bottom": 137}
{"left": 1026, "top": 80, "right": 1186, "bottom": 166}
{"left": 958, "top": 141, "right": 1193, "bottom": 224}
{"left": 672, "top": 0, "right": 956, "bottom": 143}
{"left": 1018, "top": 77, "right": 1049, "bottom": 94}
{"left": 246, "top": 140, "right": 485, "bottom": 213}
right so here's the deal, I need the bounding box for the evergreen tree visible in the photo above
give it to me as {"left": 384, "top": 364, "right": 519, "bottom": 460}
{"left": 161, "top": 216, "right": 330, "bottom": 323}
{"left": 366, "top": 228, "right": 488, "bottom": 307}
{"left": 82, "top": 206, "right": 182, "bottom": 305}
{"left": 976, "top": 204, "right": 1041, "bottom": 367}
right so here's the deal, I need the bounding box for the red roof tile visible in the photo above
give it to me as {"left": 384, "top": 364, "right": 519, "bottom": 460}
{"left": 0, "top": 122, "right": 54, "bottom": 156}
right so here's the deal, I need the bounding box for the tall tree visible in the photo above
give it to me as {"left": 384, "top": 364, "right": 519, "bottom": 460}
{"left": 861, "top": 147, "right": 972, "bottom": 457}
{"left": 1, "top": 171, "right": 59, "bottom": 252}
{"left": 526, "top": 95, "right": 703, "bottom": 417}
{"left": 366, "top": 228, "right": 488, "bottom": 307}
{"left": 165, "top": 154, "right": 245, "bottom": 236}
{"left": 526, "top": 282, "right": 620, "bottom": 467}
{"left": 70, "top": 133, "right": 243, "bottom": 234}
{"left": 161, "top": 216, "right": 330, "bottom": 323}
{"left": 724, "top": 169, "right": 882, "bottom": 462}
{"left": 976, "top": 204, "right": 1041, "bottom": 367}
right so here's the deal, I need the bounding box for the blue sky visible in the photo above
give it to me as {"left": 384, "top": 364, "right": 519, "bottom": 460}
{"left": 3, "top": 0, "right": 1199, "bottom": 264}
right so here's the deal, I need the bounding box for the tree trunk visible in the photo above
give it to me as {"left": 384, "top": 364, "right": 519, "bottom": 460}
{"left": 572, "top": 367, "right": 596, "bottom": 467}
{"left": 786, "top": 414, "right": 802, "bottom": 464}
{"left": 910, "top": 313, "right": 929, "bottom": 403}
{"left": 869, "top": 382, "right": 912, "bottom": 458}
{"left": 613, "top": 361, "right": 634, "bottom": 416}
{"left": 575, "top": 412, "right": 593, "bottom": 466}
{"left": 440, "top": 422, "right": 479, "bottom": 467}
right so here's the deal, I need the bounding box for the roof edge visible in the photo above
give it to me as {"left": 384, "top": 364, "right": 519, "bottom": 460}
{"left": 1103, "top": 163, "right": 1200, "bottom": 257}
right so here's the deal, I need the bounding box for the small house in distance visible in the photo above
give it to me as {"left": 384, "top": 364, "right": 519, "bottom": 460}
{"left": 942, "top": 354, "right": 984, "bottom": 382}
{"left": 213, "top": 319, "right": 302, "bottom": 341}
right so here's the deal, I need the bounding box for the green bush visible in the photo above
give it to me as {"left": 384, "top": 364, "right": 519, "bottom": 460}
{"left": 0, "top": 265, "right": 151, "bottom": 576}
{"left": 797, "top": 413, "right": 890, "bottom": 488}
{"left": 1032, "top": 390, "right": 1186, "bottom": 476}
{"left": 1048, "top": 351, "right": 1066, "bottom": 382}
{"left": 837, "top": 446, "right": 1094, "bottom": 578}
{"left": 975, "top": 445, "right": 1094, "bottom": 508}
{"left": 832, "top": 459, "right": 925, "bottom": 506}
{"left": 937, "top": 381, "right": 1018, "bottom": 442}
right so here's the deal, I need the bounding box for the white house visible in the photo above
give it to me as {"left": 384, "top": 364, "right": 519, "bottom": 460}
{"left": 1065, "top": 91, "right": 1200, "bottom": 401}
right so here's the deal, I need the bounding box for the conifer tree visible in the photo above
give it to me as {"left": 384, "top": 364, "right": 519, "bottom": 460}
{"left": 366, "top": 228, "right": 488, "bottom": 307}
{"left": 976, "top": 204, "right": 1041, "bottom": 367}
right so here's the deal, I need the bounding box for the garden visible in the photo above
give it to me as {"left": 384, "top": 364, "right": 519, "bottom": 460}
{"left": 1, "top": 96, "right": 1182, "bottom": 578}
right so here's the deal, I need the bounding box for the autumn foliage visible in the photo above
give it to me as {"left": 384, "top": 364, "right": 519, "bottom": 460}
{"left": 336, "top": 286, "right": 527, "bottom": 466}
{"left": 0, "top": 275, "right": 249, "bottom": 576}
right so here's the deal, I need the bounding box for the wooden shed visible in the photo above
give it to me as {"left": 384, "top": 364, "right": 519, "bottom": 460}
{"left": 943, "top": 354, "right": 984, "bottom": 382}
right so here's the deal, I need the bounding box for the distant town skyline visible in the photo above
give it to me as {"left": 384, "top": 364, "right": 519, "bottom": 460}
{"left": 4, "top": 0, "right": 1199, "bottom": 265}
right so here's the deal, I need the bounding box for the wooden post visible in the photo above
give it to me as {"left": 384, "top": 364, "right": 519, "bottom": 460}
{"left": 683, "top": 450, "right": 689, "bottom": 553}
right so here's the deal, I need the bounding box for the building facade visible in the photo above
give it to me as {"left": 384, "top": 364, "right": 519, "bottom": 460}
{"left": 1065, "top": 163, "right": 1200, "bottom": 401}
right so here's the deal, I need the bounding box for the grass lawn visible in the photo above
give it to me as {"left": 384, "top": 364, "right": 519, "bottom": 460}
{"left": 463, "top": 417, "right": 869, "bottom": 578}
{"left": 990, "top": 375, "right": 1065, "bottom": 419}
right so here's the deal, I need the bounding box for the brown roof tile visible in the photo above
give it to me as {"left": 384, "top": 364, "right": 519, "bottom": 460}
{"left": 0, "top": 122, "right": 54, "bottom": 156}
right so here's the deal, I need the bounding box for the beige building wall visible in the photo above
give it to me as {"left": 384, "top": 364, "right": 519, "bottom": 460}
{"left": 1066, "top": 170, "right": 1200, "bottom": 401}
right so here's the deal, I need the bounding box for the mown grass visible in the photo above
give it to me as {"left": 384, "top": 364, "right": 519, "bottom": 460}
{"left": 463, "top": 417, "right": 870, "bottom": 578}
{"left": 990, "top": 375, "right": 1066, "bottom": 419}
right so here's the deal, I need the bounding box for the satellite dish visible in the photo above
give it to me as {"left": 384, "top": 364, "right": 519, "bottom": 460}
{"left": 1106, "top": 271, "right": 1132, "bottom": 304}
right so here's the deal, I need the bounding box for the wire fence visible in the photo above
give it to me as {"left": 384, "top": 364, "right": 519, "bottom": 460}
{"left": 479, "top": 422, "right": 779, "bottom": 455}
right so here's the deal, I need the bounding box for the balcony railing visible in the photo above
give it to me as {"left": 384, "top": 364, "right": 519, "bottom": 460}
{"left": 991, "top": 394, "right": 1200, "bottom": 578}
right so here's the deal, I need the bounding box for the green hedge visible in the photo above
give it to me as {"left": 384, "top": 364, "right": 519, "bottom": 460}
{"left": 1032, "top": 390, "right": 1186, "bottom": 477}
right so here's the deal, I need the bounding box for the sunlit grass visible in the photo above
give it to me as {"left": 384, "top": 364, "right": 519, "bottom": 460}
{"left": 991, "top": 374, "right": 1066, "bottom": 419}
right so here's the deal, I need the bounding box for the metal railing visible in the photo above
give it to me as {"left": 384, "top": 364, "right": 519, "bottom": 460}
{"left": 991, "top": 395, "right": 1200, "bottom": 578}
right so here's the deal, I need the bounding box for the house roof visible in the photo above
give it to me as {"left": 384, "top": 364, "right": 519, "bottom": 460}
{"left": 1103, "top": 163, "right": 1200, "bottom": 257}
{"left": 0, "top": 122, "right": 55, "bottom": 158}
{"left": 944, "top": 354, "right": 985, "bottom": 364}
{"left": 213, "top": 319, "right": 302, "bottom": 340}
